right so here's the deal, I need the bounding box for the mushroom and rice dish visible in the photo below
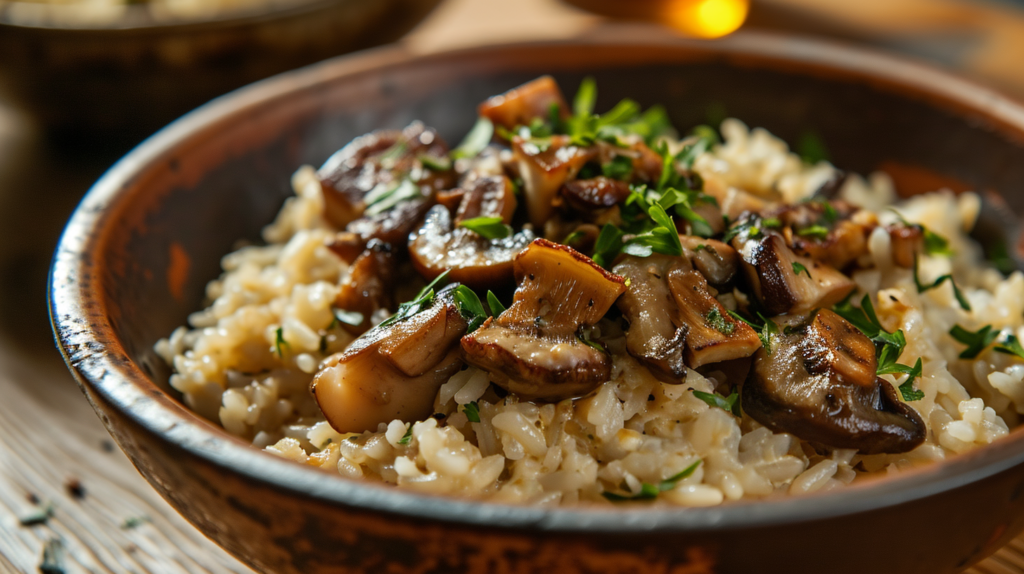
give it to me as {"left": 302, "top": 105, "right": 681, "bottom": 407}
{"left": 156, "top": 76, "right": 1024, "bottom": 506}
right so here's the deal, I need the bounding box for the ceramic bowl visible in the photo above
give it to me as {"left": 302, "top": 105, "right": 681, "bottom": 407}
{"left": 50, "top": 27, "right": 1024, "bottom": 574}
{"left": 0, "top": 0, "right": 442, "bottom": 138}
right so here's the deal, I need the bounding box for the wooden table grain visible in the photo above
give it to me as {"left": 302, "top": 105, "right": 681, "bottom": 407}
{"left": 4, "top": 0, "right": 1024, "bottom": 572}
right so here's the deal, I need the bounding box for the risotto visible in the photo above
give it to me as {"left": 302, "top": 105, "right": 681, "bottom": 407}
{"left": 155, "top": 76, "right": 1023, "bottom": 506}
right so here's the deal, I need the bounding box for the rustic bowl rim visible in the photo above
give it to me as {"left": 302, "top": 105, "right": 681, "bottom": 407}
{"left": 49, "top": 27, "right": 1024, "bottom": 533}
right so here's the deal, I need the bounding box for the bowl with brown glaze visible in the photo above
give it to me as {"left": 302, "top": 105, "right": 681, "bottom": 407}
{"left": 50, "top": 27, "right": 1024, "bottom": 574}
{"left": 0, "top": 0, "right": 443, "bottom": 139}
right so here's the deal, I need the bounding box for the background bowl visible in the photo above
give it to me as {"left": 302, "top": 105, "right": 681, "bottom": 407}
{"left": 0, "top": 0, "right": 442, "bottom": 139}
{"left": 50, "top": 28, "right": 1024, "bottom": 574}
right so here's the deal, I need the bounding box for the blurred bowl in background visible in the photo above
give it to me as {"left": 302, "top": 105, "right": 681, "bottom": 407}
{"left": 0, "top": 0, "right": 444, "bottom": 139}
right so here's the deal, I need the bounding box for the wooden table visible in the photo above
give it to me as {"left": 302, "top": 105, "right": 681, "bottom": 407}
{"left": 4, "top": 0, "right": 1024, "bottom": 572}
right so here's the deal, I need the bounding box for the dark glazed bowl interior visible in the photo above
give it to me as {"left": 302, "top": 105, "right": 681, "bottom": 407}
{"left": 51, "top": 28, "right": 1024, "bottom": 574}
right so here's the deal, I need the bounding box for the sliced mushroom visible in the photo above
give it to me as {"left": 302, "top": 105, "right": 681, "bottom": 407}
{"left": 733, "top": 230, "right": 855, "bottom": 316}
{"left": 333, "top": 239, "right": 396, "bottom": 335}
{"left": 461, "top": 239, "right": 626, "bottom": 400}
{"left": 409, "top": 177, "right": 533, "bottom": 289}
{"left": 742, "top": 309, "right": 926, "bottom": 454}
{"left": 679, "top": 236, "right": 739, "bottom": 287}
{"left": 455, "top": 174, "right": 517, "bottom": 224}
{"left": 666, "top": 269, "right": 761, "bottom": 369}
{"left": 561, "top": 176, "right": 631, "bottom": 212}
{"left": 317, "top": 122, "right": 454, "bottom": 228}
{"left": 593, "top": 139, "right": 665, "bottom": 183}
{"left": 478, "top": 75, "right": 569, "bottom": 131}
{"left": 613, "top": 254, "right": 690, "bottom": 383}
{"left": 312, "top": 285, "right": 468, "bottom": 433}
{"left": 887, "top": 223, "right": 924, "bottom": 268}
{"left": 513, "top": 135, "right": 596, "bottom": 227}
{"left": 345, "top": 198, "right": 434, "bottom": 249}
{"left": 770, "top": 200, "right": 877, "bottom": 269}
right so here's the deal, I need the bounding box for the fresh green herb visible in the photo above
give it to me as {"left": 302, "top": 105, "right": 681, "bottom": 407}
{"left": 912, "top": 256, "right": 971, "bottom": 311}
{"left": 692, "top": 390, "right": 741, "bottom": 416}
{"left": 832, "top": 295, "right": 923, "bottom": 400}
{"left": 39, "top": 538, "right": 65, "bottom": 574}
{"left": 676, "top": 125, "right": 719, "bottom": 169}
{"left": 727, "top": 310, "right": 778, "bottom": 355}
{"left": 562, "top": 230, "right": 586, "bottom": 246}
{"left": 418, "top": 154, "right": 452, "bottom": 172}
{"left": 398, "top": 425, "right": 413, "bottom": 446}
{"left": 995, "top": 335, "right": 1024, "bottom": 361}
{"left": 463, "top": 401, "right": 481, "bottom": 423}
{"left": 451, "top": 117, "right": 494, "bottom": 159}
{"left": 693, "top": 244, "right": 709, "bottom": 252}
{"left": 602, "top": 154, "right": 634, "bottom": 181}
{"left": 274, "top": 327, "right": 289, "bottom": 359}
{"left": 574, "top": 77, "right": 597, "bottom": 118}
{"left": 797, "top": 225, "right": 830, "bottom": 239}
{"left": 888, "top": 210, "right": 952, "bottom": 256}
{"left": 458, "top": 216, "right": 511, "bottom": 240}
{"left": 364, "top": 178, "right": 422, "bottom": 217}
{"left": 578, "top": 326, "right": 607, "bottom": 353}
{"left": 949, "top": 324, "right": 998, "bottom": 359}
{"left": 792, "top": 261, "right": 812, "bottom": 278}
{"left": 761, "top": 217, "right": 781, "bottom": 228}
{"left": 705, "top": 308, "right": 735, "bottom": 335}
{"left": 121, "top": 516, "right": 150, "bottom": 530}
{"left": 798, "top": 130, "right": 830, "bottom": 164}
{"left": 452, "top": 285, "right": 488, "bottom": 332}
{"left": 656, "top": 187, "right": 713, "bottom": 238}
{"left": 592, "top": 224, "right": 625, "bottom": 268}
{"left": 332, "top": 308, "right": 364, "bottom": 327}
{"left": 486, "top": 290, "right": 507, "bottom": 316}
{"left": 988, "top": 240, "right": 1016, "bottom": 275}
{"left": 378, "top": 271, "right": 450, "bottom": 329}
{"left": 722, "top": 219, "right": 762, "bottom": 243}
{"left": 378, "top": 139, "right": 408, "bottom": 165}
{"left": 602, "top": 460, "right": 703, "bottom": 501}
{"left": 19, "top": 501, "right": 55, "bottom": 526}
{"left": 819, "top": 200, "right": 839, "bottom": 226}
{"left": 897, "top": 359, "right": 925, "bottom": 401}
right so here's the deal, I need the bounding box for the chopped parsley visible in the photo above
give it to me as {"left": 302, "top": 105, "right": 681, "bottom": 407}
{"left": 418, "top": 154, "right": 452, "bottom": 172}
{"left": 722, "top": 219, "right": 762, "bottom": 243}
{"left": 562, "top": 229, "right": 586, "bottom": 246}
{"left": 761, "top": 217, "right": 781, "bottom": 228}
{"left": 602, "top": 459, "right": 703, "bottom": 501}
{"left": 692, "top": 390, "right": 741, "bottom": 416}
{"left": 578, "top": 326, "right": 607, "bottom": 353}
{"left": 912, "top": 255, "right": 971, "bottom": 311}
{"left": 950, "top": 324, "right": 1024, "bottom": 361}
{"left": 458, "top": 215, "right": 511, "bottom": 240}
{"left": 487, "top": 290, "right": 507, "bottom": 316}
{"left": 591, "top": 224, "right": 625, "bottom": 268}
{"left": 676, "top": 125, "right": 719, "bottom": 169}
{"left": 398, "top": 425, "right": 413, "bottom": 446}
{"left": 451, "top": 117, "right": 494, "bottom": 160}
{"left": 792, "top": 261, "right": 812, "bottom": 278}
{"left": 727, "top": 310, "right": 778, "bottom": 355}
{"left": 378, "top": 271, "right": 450, "bottom": 329}
{"left": 452, "top": 284, "right": 489, "bottom": 332}
{"left": 889, "top": 210, "right": 952, "bottom": 256}
{"left": 996, "top": 335, "right": 1024, "bottom": 361}
{"left": 273, "top": 327, "right": 289, "bottom": 359}
{"left": 705, "top": 308, "right": 735, "bottom": 335}
{"left": 796, "top": 225, "right": 829, "bottom": 239}
{"left": 121, "top": 516, "right": 150, "bottom": 530}
{"left": 463, "top": 401, "right": 481, "bottom": 423}
{"left": 602, "top": 154, "right": 634, "bottom": 181}
{"left": 832, "top": 295, "right": 923, "bottom": 400}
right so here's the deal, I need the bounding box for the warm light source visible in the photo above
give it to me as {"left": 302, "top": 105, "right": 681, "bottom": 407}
{"left": 660, "top": 0, "right": 750, "bottom": 39}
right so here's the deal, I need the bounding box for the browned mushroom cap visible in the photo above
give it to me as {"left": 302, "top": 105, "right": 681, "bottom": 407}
{"left": 742, "top": 309, "right": 926, "bottom": 454}
{"left": 887, "top": 223, "right": 924, "bottom": 268}
{"left": 613, "top": 254, "right": 689, "bottom": 383}
{"left": 679, "top": 236, "right": 739, "bottom": 287}
{"left": 513, "top": 135, "right": 597, "bottom": 227}
{"left": 478, "top": 75, "right": 570, "bottom": 131}
{"left": 333, "top": 239, "right": 396, "bottom": 336}
{"left": 733, "top": 230, "right": 855, "bottom": 316}
{"left": 592, "top": 139, "right": 665, "bottom": 183}
{"left": 409, "top": 176, "right": 533, "bottom": 289}
{"left": 312, "top": 285, "right": 468, "bottom": 433}
{"left": 667, "top": 269, "right": 761, "bottom": 369}
{"left": 770, "top": 200, "right": 877, "bottom": 269}
{"left": 317, "top": 122, "right": 455, "bottom": 228}
{"left": 561, "top": 177, "right": 631, "bottom": 212}
{"left": 613, "top": 254, "right": 759, "bottom": 383}
{"left": 455, "top": 173, "right": 517, "bottom": 224}
{"left": 461, "top": 239, "right": 626, "bottom": 400}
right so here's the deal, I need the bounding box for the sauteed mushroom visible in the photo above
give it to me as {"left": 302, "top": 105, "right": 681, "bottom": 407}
{"left": 887, "top": 223, "right": 925, "bottom": 268}
{"left": 561, "top": 177, "right": 631, "bottom": 212}
{"left": 742, "top": 309, "right": 926, "bottom": 454}
{"left": 733, "top": 229, "right": 855, "bottom": 316}
{"left": 679, "top": 236, "right": 739, "bottom": 287}
{"left": 513, "top": 135, "right": 596, "bottom": 227}
{"left": 333, "top": 239, "right": 396, "bottom": 335}
{"left": 478, "top": 75, "right": 569, "bottom": 131}
{"left": 461, "top": 239, "right": 626, "bottom": 400}
{"left": 769, "top": 200, "right": 877, "bottom": 269}
{"left": 667, "top": 269, "right": 761, "bottom": 368}
{"left": 312, "top": 285, "right": 468, "bottom": 433}
{"left": 317, "top": 122, "right": 454, "bottom": 228}
{"left": 409, "top": 176, "right": 533, "bottom": 289}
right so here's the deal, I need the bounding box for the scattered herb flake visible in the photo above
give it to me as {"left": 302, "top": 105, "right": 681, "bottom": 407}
{"left": 602, "top": 460, "right": 703, "bottom": 501}
{"left": 39, "top": 538, "right": 65, "bottom": 574}
{"left": 692, "top": 390, "right": 741, "bottom": 416}
{"left": 562, "top": 230, "right": 586, "bottom": 246}
{"left": 458, "top": 216, "right": 511, "bottom": 240}
{"left": 897, "top": 359, "right": 925, "bottom": 401}
{"left": 761, "top": 217, "right": 781, "bottom": 228}
{"left": 792, "top": 261, "right": 812, "bottom": 278}
{"left": 602, "top": 154, "right": 634, "bottom": 181}
{"left": 832, "top": 295, "right": 923, "bottom": 400}
{"left": 398, "top": 425, "right": 414, "bottom": 446}
{"left": 451, "top": 117, "right": 494, "bottom": 159}
{"left": 377, "top": 270, "right": 450, "bottom": 329}
{"left": 486, "top": 290, "right": 507, "bottom": 316}
{"left": 418, "top": 154, "right": 452, "bottom": 172}
{"left": 453, "top": 285, "right": 488, "bottom": 332}
{"left": 995, "top": 335, "right": 1024, "bottom": 361}
{"left": 727, "top": 310, "right": 777, "bottom": 355}
{"left": 121, "top": 516, "right": 150, "bottom": 530}
{"left": 273, "top": 327, "right": 289, "bottom": 359}
{"left": 912, "top": 256, "right": 971, "bottom": 311}
{"left": 797, "top": 225, "right": 829, "bottom": 239}
{"left": 949, "top": 324, "right": 998, "bottom": 359}
{"left": 705, "top": 308, "right": 735, "bottom": 335}
{"left": 463, "top": 401, "right": 481, "bottom": 423}
{"left": 364, "top": 178, "right": 422, "bottom": 217}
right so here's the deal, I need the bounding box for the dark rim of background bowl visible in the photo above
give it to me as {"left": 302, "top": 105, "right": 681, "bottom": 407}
{"left": 50, "top": 28, "right": 1024, "bottom": 533}
{"left": 0, "top": 0, "right": 338, "bottom": 31}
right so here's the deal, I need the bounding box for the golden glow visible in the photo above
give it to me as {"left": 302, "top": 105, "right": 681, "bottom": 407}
{"left": 661, "top": 0, "right": 750, "bottom": 39}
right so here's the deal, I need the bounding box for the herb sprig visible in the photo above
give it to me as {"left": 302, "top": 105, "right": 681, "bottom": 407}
{"left": 949, "top": 324, "right": 1024, "bottom": 361}
{"left": 377, "top": 271, "right": 451, "bottom": 329}
{"left": 727, "top": 310, "right": 778, "bottom": 355}
{"left": 603, "top": 460, "right": 703, "bottom": 501}
{"left": 912, "top": 255, "right": 971, "bottom": 311}
{"left": 692, "top": 390, "right": 741, "bottom": 416}
{"left": 458, "top": 216, "right": 512, "bottom": 240}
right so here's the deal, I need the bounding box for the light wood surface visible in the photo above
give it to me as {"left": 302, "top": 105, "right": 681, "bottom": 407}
{"left": 4, "top": 0, "right": 1024, "bottom": 572}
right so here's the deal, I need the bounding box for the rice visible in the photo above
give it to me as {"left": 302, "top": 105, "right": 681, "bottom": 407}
{"left": 155, "top": 117, "right": 1022, "bottom": 506}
